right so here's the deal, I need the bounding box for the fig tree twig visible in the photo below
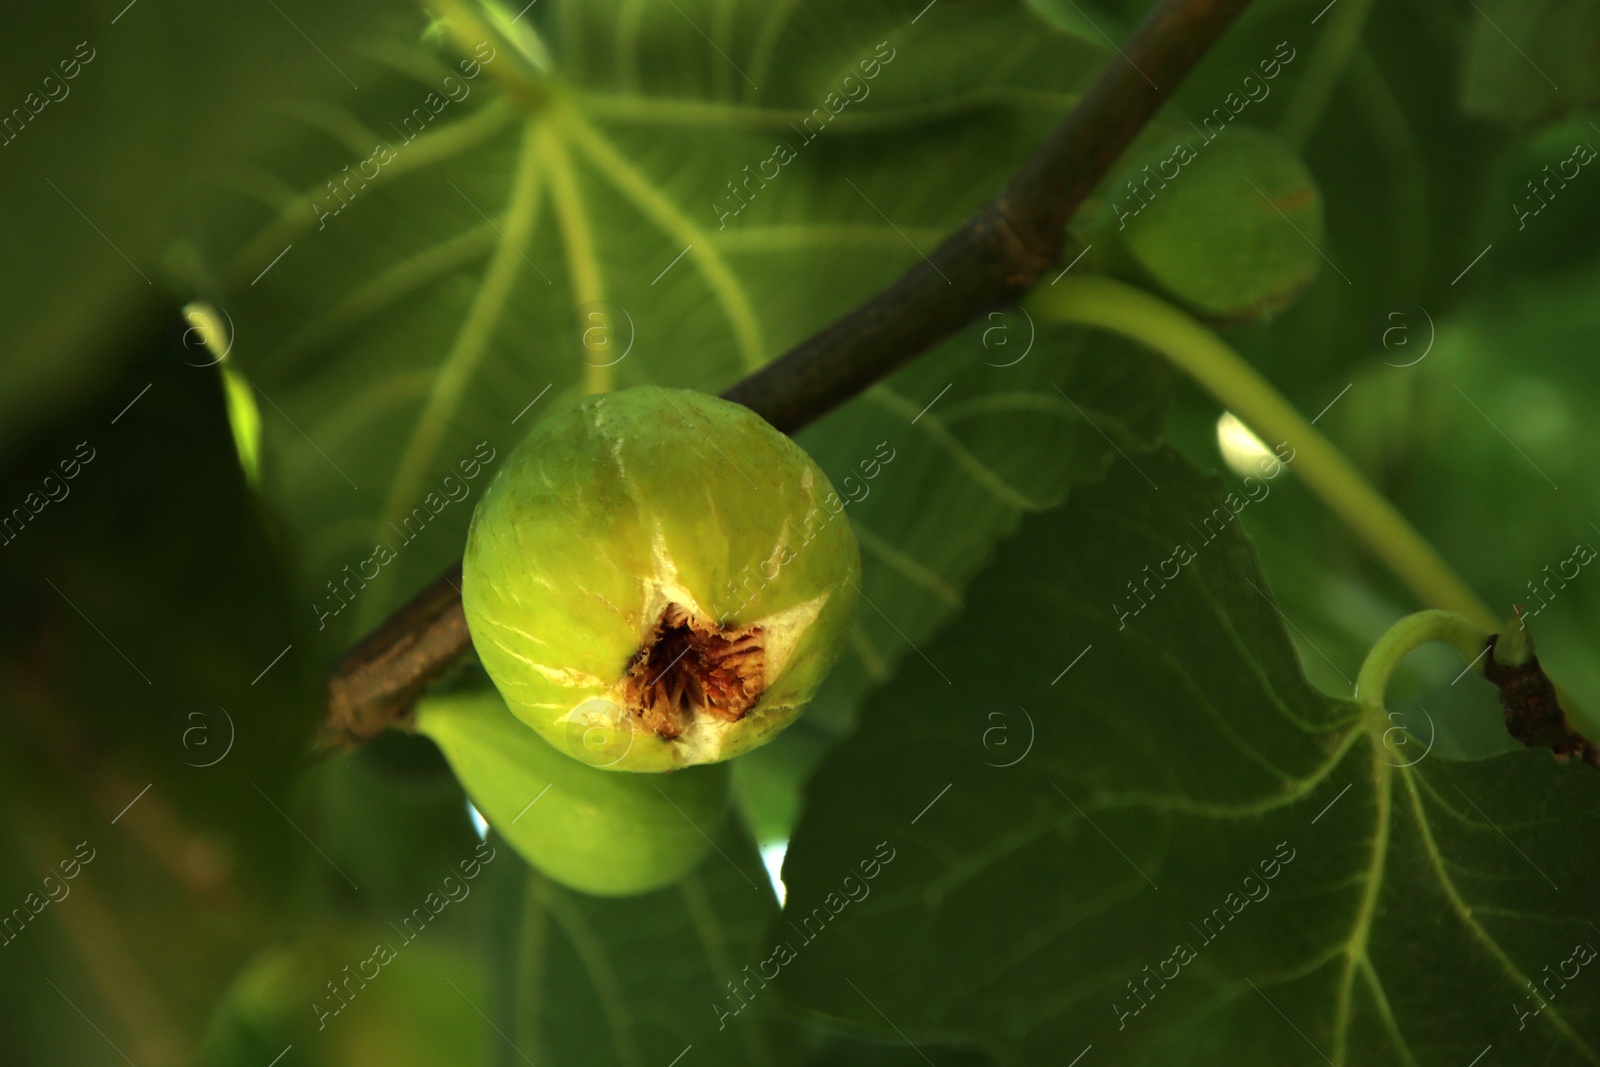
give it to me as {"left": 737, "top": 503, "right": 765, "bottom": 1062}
{"left": 1352, "top": 608, "right": 1600, "bottom": 770}
{"left": 322, "top": 0, "right": 1255, "bottom": 749}
{"left": 324, "top": 562, "right": 470, "bottom": 750}
{"left": 726, "top": 0, "right": 1253, "bottom": 431}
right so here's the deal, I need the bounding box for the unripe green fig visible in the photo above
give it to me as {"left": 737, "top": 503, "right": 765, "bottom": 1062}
{"left": 1100, "top": 127, "right": 1322, "bottom": 322}
{"left": 416, "top": 689, "right": 727, "bottom": 896}
{"left": 462, "top": 387, "right": 860, "bottom": 773}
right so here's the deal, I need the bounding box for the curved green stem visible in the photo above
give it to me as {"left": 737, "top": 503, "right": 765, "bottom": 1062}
{"left": 1028, "top": 275, "right": 1497, "bottom": 632}
{"left": 1354, "top": 610, "right": 1490, "bottom": 713}
{"left": 1031, "top": 276, "right": 1595, "bottom": 732}
{"left": 1275, "top": 0, "right": 1379, "bottom": 150}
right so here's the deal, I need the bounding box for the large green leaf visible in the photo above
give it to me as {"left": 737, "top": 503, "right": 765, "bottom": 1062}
{"left": 479, "top": 819, "right": 798, "bottom": 1067}
{"left": 794, "top": 324, "right": 1168, "bottom": 736}
{"left": 186, "top": 0, "right": 1158, "bottom": 677}
{"left": 775, "top": 445, "right": 1600, "bottom": 1064}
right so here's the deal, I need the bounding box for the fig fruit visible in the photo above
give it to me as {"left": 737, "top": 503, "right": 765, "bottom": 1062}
{"left": 416, "top": 689, "right": 727, "bottom": 896}
{"left": 1102, "top": 127, "right": 1322, "bottom": 322}
{"left": 462, "top": 387, "right": 859, "bottom": 772}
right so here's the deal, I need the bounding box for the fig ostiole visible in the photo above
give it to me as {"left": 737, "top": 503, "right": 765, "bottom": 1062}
{"left": 415, "top": 689, "right": 727, "bottom": 896}
{"left": 462, "top": 387, "right": 860, "bottom": 772}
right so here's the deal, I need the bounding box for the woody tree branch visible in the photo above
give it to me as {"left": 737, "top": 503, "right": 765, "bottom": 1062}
{"left": 725, "top": 0, "right": 1253, "bottom": 430}
{"left": 321, "top": 0, "right": 1256, "bottom": 751}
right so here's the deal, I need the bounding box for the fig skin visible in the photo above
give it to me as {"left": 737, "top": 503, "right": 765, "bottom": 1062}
{"left": 462, "top": 387, "right": 859, "bottom": 772}
{"left": 416, "top": 690, "right": 726, "bottom": 897}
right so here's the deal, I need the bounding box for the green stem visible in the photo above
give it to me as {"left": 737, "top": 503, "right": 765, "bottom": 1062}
{"left": 1275, "top": 0, "right": 1378, "bottom": 150}
{"left": 1029, "top": 275, "right": 1496, "bottom": 631}
{"left": 1353, "top": 610, "right": 1490, "bottom": 713}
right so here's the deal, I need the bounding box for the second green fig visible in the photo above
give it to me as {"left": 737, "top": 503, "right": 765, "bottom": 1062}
{"left": 417, "top": 689, "right": 728, "bottom": 897}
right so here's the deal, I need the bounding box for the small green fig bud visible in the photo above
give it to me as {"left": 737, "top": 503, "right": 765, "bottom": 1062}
{"left": 416, "top": 689, "right": 727, "bottom": 896}
{"left": 462, "top": 387, "right": 860, "bottom": 773}
{"left": 1101, "top": 127, "right": 1322, "bottom": 323}
{"left": 1494, "top": 605, "right": 1533, "bottom": 668}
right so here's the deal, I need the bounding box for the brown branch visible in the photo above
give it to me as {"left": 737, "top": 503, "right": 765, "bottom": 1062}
{"left": 323, "top": 561, "right": 470, "bottom": 750}
{"left": 1485, "top": 622, "right": 1600, "bottom": 771}
{"left": 727, "top": 0, "right": 1253, "bottom": 431}
{"left": 322, "top": 0, "right": 1255, "bottom": 749}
